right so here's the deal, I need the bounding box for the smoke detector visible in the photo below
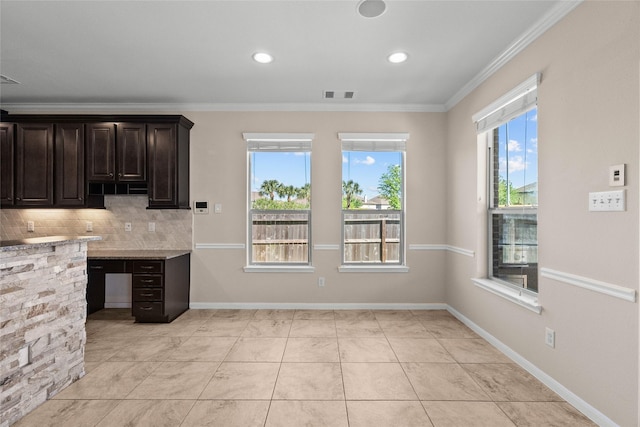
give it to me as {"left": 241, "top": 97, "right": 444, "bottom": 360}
{"left": 357, "top": 0, "right": 386, "bottom": 18}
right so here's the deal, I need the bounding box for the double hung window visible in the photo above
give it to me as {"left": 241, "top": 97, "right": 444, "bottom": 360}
{"left": 475, "top": 75, "right": 539, "bottom": 292}
{"left": 244, "top": 133, "right": 312, "bottom": 265}
{"left": 339, "top": 133, "right": 408, "bottom": 266}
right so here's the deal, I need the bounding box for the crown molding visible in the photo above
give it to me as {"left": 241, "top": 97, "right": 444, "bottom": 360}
{"left": 444, "top": 0, "right": 583, "bottom": 111}
{"left": 0, "top": 102, "right": 447, "bottom": 114}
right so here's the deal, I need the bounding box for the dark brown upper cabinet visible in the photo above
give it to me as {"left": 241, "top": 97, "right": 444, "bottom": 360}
{"left": 15, "top": 123, "right": 54, "bottom": 206}
{"left": 86, "top": 123, "right": 115, "bottom": 181}
{"left": 86, "top": 122, "right": 146, "bottom": 182}
{"left": 117, "top": 123, "right": 146, "bottom": 182}
{"left": 55, "top": 123, "right": 85, "bottom": 206}
{"left": 0, "top": 123, "right": 14, "bottom": 206}
{"left": 1, "top": 114, "right": 193, "bottom": 209}
{"left": 147, "top": 122, "right": 190, "bottom": 209}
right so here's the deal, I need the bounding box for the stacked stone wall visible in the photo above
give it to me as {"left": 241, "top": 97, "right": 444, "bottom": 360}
{"left": 0, "top": 242, "right": 87, "bottom": 426}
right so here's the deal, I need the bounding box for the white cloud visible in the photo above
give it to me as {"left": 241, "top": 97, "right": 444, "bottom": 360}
{"left": 529, "top": 113, "right": 538, "bottom": 122}
{"left": 355, "top": 155, "right": 375, "bottom": 166}
{"left": 343, "top": 155, "right": 348, "bottom": 163}
{"left": 508, "top": 140, "right": 522, "bottom": 152}
{"left": 508, "top": 155, "right": 527, "bottom": 173}
{"left": 499, "top": 156, "right": 528, "bottom": 173}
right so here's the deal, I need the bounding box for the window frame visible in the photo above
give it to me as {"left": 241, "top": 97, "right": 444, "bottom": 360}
{"left": 338, "top": 133, "right": 408, "bottom": 271}
{"left": 472, "top": 74, "right": 541, "bottom": 312}
{"left": 486, "top": 119, "right": 538, "bottom": 297}
{"left": 243, "top": 133, "right": 314, "bottom": 270}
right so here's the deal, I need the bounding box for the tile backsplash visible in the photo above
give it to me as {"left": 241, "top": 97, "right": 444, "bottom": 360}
{"left": 0, "top": 196, "right": 192, "bottom": 250}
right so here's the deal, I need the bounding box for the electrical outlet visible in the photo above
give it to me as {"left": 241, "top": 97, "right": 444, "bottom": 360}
{"left": 545, "top": 327, "right": 555, "bottom": 348}
{"left": 124, "top": 222, "right": 132, "bottom": 232}
{"left": 148, "top": 222, "right": 156, "bottom": 232}
{"left": 318, "top": 277, "right": 325, "bottom": 287}
{"left": 86, "top": 222, "right": 93, "bottom": 232}
{"left": 27, "top": 221, "right": 34, "bottom": 232}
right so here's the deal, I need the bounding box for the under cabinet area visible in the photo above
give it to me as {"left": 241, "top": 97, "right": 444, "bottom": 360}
{"left": 87, "top": 251, "right": 190, "bottom": 323}
{"left": 0, "top": 114, "right": 193, "bottom": 209}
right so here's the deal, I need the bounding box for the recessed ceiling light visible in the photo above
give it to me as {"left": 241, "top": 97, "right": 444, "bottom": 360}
{"left": 252, "top": 52, "right": 274, "bottom": 64}
{"left": 357, "top": 0, "right": 386, "bottom": 18}
{"left": 388, "top": 52, "right": 408, "bottom": 64}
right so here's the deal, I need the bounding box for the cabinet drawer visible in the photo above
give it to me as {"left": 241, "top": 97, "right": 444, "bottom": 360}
{"left": 133, "top": 274, "right": 163, "bottom": 288}
{"left": 132, "top": 302, "right": 163, "bottom": 318}
{"left": 132, "top": 288, "right": 163, "bottom": 301}
{"left": 133, "top": 260, "right": 163, "bottom": 274}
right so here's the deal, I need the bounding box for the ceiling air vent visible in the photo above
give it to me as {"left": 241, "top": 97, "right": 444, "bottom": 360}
{"left": 323, "top": 90, "right": 355, "bottom": 99}
{"left": 0, "top": 75, "right": 20, "bottom": 84}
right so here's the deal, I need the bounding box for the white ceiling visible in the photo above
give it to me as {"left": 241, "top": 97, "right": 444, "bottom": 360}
{"left": 0, "top": 1, "right": 580, "bottom": 112}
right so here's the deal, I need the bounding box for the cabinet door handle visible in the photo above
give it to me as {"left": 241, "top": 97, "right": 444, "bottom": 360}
{"left": 16, "top": 197, "right": 21, "bottom": 201}
{"left": 7, "top": 197, "right": 11, "bottom": 201}
{"left": 109, "top": 173, "right": 114, "bottom": 177}
{"left": 118, "top": 173, "right": 122, "bottom": 177}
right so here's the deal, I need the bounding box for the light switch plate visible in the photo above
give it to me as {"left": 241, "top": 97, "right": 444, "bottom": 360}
{"left": 589, "top": 189, "right": 626, "bottom": 211}
{"left": 609, "top": 164, "right": 625, "bottom": 187}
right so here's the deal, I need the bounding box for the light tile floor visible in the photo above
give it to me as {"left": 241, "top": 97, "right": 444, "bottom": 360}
{"left": 15, "top": 309, "right": 596, "bottom": 427}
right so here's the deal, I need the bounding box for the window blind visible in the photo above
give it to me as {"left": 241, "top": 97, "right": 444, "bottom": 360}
{"left": 339, "top": 132, "right": 409, "bottom": 152}
{"left": 473, "top": 73, "right": 540, "bottom": 134}
{"left": 243, "top": 133, "right": 314, "bottom": 152}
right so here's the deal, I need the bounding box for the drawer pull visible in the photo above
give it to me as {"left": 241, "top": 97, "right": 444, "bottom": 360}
{"left": 140, "top": 279, "right": 155, "bottom": 283}
{"left": 140, "top": 265, "right": 156, "bottom": 269}
{"left": 139, "top": 293, "right": 154, "bottom": 297}
{"left": 90, "top": 266, "right": 104, "bottom": 270}
{"left": 139, "top": 306, "right": 153, "bottom": 311}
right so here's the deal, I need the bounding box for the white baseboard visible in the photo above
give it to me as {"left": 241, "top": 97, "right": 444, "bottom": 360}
{"left": 447, "top": 306, "right": 617, "bottom": 427}
{"left": 189, "top": 302, "right": 448, "bottom": 311}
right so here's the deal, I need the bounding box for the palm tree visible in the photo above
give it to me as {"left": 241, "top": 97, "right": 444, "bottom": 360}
{"left": 342, "top": 180, "right": 363, "bottom": 209}
{"left": 297, "top": 183, "right": 311, "bottom": 204}
{"left": 259, "top": 179, "right": 280, "bottom": 201}
{"left": 280, "top": 185, "right": 297, "bottom": 202}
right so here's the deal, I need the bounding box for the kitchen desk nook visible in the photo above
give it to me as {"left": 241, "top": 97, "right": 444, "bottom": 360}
{"left": 87, "top": 250, "right": 191, "bottom": 323}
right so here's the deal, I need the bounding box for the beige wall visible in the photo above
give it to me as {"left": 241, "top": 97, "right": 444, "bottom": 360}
{"left": 444, "top": 2, "right": 639, "bottom": 426}
{"left": 186, "top": 111, "right": 448, "bottom": 305}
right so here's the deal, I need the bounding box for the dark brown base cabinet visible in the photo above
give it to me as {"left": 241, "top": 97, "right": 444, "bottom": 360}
{"left": 0, "top": 114, "right": 193, "bottom": 209}
{"left": 87, "top": 253, "right": 190, "bottom": 323}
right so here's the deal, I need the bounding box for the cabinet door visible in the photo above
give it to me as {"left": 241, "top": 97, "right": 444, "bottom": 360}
{"left": 15, "top": 124, "right": 54, "bottom": 206}
{"left": 147, "top": 123, "right": 177, "bottom": 207}
{"left": 55, "top": 123, "right": 85, "bottom": 206}
{"left": 117, "top": 123, "right": 146, "bottom": 181}
{"left": 0, "top": 123, "right": 14, "bottom": 206}
{"left": 86, "top": 123, "right": 116, "bottom": 181}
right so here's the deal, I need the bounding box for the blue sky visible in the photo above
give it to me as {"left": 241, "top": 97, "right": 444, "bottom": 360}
{"left": 342, "top": 151, "right": 402, "bottom": 199}
{"left": 250, "top": 151, "right": 401, "bottom": 200}
{"left": 497, "top": 107, "right": 538, "bottom": 190}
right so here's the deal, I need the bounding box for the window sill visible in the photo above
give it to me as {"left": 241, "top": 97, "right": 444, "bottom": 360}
{"left": 339, "top": 265, "right": 410, "bottom": 273}
{"left": 244, "top": 265, "right": 315, "bottom": 273}
{"left": 471, "top": 278, "right": 542, "bottom": 314}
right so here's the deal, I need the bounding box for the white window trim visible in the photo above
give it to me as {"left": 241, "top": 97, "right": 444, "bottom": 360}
{"left": 472, "top": 278, "right": 541, "bottom": 314}
{"left": 473, "top": 75, "right": 541, "bottom": 310}
{"left": 339, "top": 132, "right": 409, "bottom": 268}
{"left": 245, "top": 132, "right": 314, "bottom": 268}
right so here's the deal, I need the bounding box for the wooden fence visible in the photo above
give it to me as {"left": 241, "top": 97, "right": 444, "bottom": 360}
{"left": 251, "top": 211, "right": 401, "bottom": 264}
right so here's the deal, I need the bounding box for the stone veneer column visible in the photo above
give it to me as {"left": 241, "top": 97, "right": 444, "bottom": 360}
{"left": 0, "top": 240, "right": 89, "bottom": 426}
